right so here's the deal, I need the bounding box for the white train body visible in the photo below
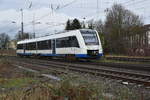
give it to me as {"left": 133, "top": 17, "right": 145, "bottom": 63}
{"left": 17, "top": 29, "right": 103, "bottom": 59}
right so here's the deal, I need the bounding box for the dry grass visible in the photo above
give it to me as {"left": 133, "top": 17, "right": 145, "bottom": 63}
{"left": 0, "top": 74, "right": 143, "bottom": 100}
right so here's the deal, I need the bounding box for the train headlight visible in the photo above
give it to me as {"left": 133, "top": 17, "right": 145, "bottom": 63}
{"left": 87, "top": 50, "right": 99, "bottom": 56}
{"left": 93, "top": 50, "right": 98, "bottom": 55}
{"left": 95, "top": 51, "right": 99, "bottom": 55}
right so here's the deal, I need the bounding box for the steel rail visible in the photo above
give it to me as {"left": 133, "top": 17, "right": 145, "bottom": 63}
{"left": 6, "top": 56, "right": 150, "bottom": 72}
{"left": 11, "top": 58, "right": 150, "bottom": 87}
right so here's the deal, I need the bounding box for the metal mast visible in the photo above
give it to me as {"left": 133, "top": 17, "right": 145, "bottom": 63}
{"left": 20, "top": 9, "right": 24, "bottom": 39}
{"left": 33, "top": 13, "right": 35, "bottom": 38}
{"left": 97, "top": 0, "right": 99, "bottom": 19}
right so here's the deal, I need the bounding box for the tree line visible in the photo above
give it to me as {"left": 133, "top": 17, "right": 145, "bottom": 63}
{"left": 0, "top": 31, "right": 33, "bottom": 49}
{"left": 65, "top": 4, "right": 149, "bottom": 56}
{"left": 103, "top": 4, "right": 148, "bottom": 56}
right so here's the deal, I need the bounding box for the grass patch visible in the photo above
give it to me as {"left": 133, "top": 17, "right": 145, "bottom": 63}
{"left": 95, "top": 57, "right": 149, "bottom": 65}
{"left": 105, "top": 54, "right": 150, "bottom": 58}
{"left": 0, "top": 78, "right": 38, "bottom": 89}
{"left": 0, "top": 74, "right": 144, "bottom": 100}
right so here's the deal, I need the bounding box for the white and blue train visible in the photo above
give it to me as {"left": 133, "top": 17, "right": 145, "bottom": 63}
{"left": 16, "top": 29, "right": 103, "bottom": 59}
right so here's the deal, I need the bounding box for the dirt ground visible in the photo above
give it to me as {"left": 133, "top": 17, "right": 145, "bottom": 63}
{"left": 0, "top": 50, "right": 16, "bottom": 56}
{"left": 0, "top": 59, "right": 25, "bottom": 78}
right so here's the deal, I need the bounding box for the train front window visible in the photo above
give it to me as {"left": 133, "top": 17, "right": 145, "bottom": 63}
{"left": 80, "top": 30, "right": 99, "bottom": 45}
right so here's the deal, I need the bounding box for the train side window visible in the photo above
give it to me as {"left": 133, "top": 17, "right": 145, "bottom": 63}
{"left": 37, "top": 40, "right": 49, "bottom": 50}
{"left": 26, "top": 42, "right": 36, "bottom": 50}
{"left": 26, "top": 43, "right": 30, "bottom": 50}
{"left": 56, "top": 36, "right": 79, "bottom": 48}
{"left": 56, "top": 39, "right": 62, "bottom": 48}
{"left": 70, "top": 36, "right": 79, "bottom": 48}
{"left": 56, "top": 37, "right": 69, "bottom": 48}
{"left": 30, "top": 42, "right": 36, "bottom": 50}
{"left": 37, "top": 42, "right": 41, "bottom": 50}
{"left": 26, "top": 44, "right": 28, "bottom": 50}
{"left": 63, "top": 37, "right": 69, "bottom": 47}
{"left": 37, "top": 41, "right": 41, "bottom": 50}
{"left": 23, "top": 44, "right": 26, "bottom": 49}
{"left": 48, "top": 40, "right": 51, "bottom": 49}
{"left": 17, "top": 44, "right": 23, "bottom": 49}
{"left": 27, "top": 43, "right": 30, "bottom": 50}
{"left": 43, "top": 41, "right": 49, "bottom": 49}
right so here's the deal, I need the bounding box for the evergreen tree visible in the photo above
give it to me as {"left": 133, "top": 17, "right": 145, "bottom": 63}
{"left": 65, "top": 19, "right": 71, "bottom": 30}
{"left": 65, "top": 18, "right": 82, "bottom": 30}
{"left": 71, "top": 18, "right": 81, "bottom": 30}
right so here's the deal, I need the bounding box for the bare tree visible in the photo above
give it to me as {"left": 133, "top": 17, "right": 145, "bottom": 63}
{"left": 104, "top": 4, "right": 144, "bottom": 54}
{"left": 15, "top": 31, "right": 31, "bottom": 41}
{"left": 95, "top": 20, "right": 107, "bottom": 52}
{"left": 87, "top": 19, "right": 95, "bottom": 29}
{"left": 0, "top": 33, "right": 10, "bottom": 49}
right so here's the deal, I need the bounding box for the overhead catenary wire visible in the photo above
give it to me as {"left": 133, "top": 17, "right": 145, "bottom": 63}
{"left": 33, "top": 0, "right": 78, "bottom": 22}
{"left": 124, "top": 0, "right": 150, "bottom": 6}
{"left": 5, "top": 0, "right": 77, "bottom": 34}
{"left": 120, "top": 0, "right": 134, "bottom": 4}
{"left": 23, "top": 0, "right": 32, "bottom": 9}
{"left": 28, "top": 0, "right": 78, "bottom": 29}
{"left": 23, "top": 0, "right": 109, "bottom": 33}
{"left": 35, "top": 23, "right": 66, "bottom": 37}
{"left": 5, "top": 0, "right": 150, "bottom": 35}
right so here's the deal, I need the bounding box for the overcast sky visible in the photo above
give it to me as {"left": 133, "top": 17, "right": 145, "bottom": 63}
{"left": 0, "top": 0, "right": 150, "bottom": 38}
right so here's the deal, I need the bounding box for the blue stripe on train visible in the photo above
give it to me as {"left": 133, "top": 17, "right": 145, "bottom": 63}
{"left": 17, "top": 53, "right": 103, "bottom": 58}
{"left": 17, "top": 53, "right": 65, "bottom": 57}
{"left": 75, "top": 53, "right": 103, "bottom": 58}
{"left": 40, "top": 54, "right": 65, "bottom": 57}
{"left": 17, "top": 53, "right": 32, "bottom": 56}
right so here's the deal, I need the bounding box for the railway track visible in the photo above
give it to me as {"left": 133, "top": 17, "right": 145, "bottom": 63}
{"left": 8, "top": 57, "right": 150, "bottom": 87}
{"left": 7, "top": 56, "right": 150, "bottom": 72}
{"left": 106, "top": 56, "right": 150, "bottom": 62}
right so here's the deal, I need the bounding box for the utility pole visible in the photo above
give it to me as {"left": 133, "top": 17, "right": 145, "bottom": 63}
{"left": 20, "top": 9, "right": 24, "bottom": 39}
{"left": 83, "top": 17, "right": 86, "bottom": 28}
{"left": 32, "top": 13, "right": 41, "bottom": 38}
{"left": 33, "top": 13, "right": 35, "bottom": 38}
{"left": 96, "top": 0, "right": 99, "bottom": 20}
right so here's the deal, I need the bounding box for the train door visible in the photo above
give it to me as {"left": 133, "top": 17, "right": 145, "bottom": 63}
{"left": 52, "top": 39, "right": 56, "bottom": 54}
{"left": 36, "top": 42, "right": 38, "bottom": 54}
{"left": 70, "top": 37, "right": 75, "bottom": 55}
{"left": 23, "top": 44, "right": 26, "bottom": 54}
{"left": 71, "top": 36, "right": 78, "bottom": 55}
